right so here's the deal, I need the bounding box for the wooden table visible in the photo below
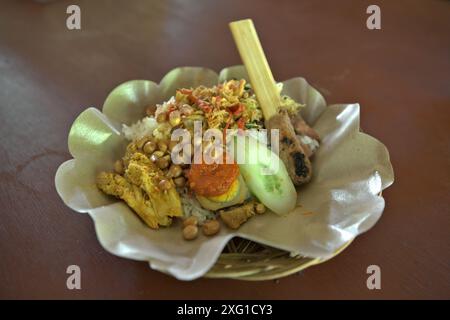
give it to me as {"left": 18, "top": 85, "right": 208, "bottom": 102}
{"left": 1, "top": 0, "right": 449, "bottom": 299}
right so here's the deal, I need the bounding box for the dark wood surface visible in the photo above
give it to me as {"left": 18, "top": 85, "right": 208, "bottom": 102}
{"left": 0, "top": 0, "right": 449, "bottom": 299}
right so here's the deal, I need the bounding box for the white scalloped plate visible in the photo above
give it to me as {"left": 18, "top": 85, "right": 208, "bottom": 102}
{"left": 55, "top": 66, "right": 394, "bottom": 280}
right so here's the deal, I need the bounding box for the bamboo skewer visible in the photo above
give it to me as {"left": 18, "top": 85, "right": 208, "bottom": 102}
{"left": 229, "top": 19, "right": 313, "bottom": 186}
{"left": 229, "top": 19, "right": 280, "bottom": 120}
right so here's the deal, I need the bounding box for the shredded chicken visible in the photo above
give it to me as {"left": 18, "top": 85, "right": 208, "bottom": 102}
{"left": 97, "top": 149, "right": 182, "bottom": 229}
{"left": 125, "top": 153, "right": 183, "bottom": 220}
{"left": 96, "top": 172, "right": 168, "bottom": 228}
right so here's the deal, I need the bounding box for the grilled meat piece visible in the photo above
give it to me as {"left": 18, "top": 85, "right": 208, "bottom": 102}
{"left": 290, "top": 113, "right": 320, "bottom": 141}
{"left": 290, "top": 113, "right": 320, "bottom": 158}
{"left": 266, "top": 110, "right": 313, "bottom": 185}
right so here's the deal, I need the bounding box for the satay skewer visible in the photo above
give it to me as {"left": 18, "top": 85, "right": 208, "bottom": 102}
{"left": 229, "top": 19, "right": 279, "bottom": 119}
{"left": 229, "top": 19, "right": 312, "bottom": 185}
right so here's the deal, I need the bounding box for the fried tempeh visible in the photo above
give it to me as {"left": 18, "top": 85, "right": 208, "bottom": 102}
{"left": 220, "top": 201, "right": 257, "bottom": 229}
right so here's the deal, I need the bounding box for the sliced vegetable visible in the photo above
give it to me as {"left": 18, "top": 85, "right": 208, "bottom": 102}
{"left": 233, "top": 135, "right": 297, "bottom": 215}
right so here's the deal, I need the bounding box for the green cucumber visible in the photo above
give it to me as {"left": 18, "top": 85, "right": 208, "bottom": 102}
{"left": 233, "top": 135, "right": 297, "bottom": 215}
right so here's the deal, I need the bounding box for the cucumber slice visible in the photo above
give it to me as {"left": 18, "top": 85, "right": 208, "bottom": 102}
{"left": 233, "top": 135, "right": 297, "bottom": 215}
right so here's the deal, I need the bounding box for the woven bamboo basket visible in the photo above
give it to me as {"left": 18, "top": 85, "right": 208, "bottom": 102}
{"left": 204, "top": 237, "right": 352, "bottom": 281}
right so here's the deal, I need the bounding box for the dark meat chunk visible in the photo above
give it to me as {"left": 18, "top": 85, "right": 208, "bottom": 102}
{"left": 290, "top": 113, "right": 320, "bottom": 158}
{"left": 290, "top": 113, "right": 320, "bottom": 141}
{"left": 265, "top": 110, "right": 312, "bottom": 185}
{"left": 291, "top": 151, "right": 309, "bottom": 178}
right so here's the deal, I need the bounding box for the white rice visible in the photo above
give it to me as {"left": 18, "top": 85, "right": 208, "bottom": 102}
{"left": 179, "top": 189, "right": 215, "bottom": 223}
{"left": 155, "top": 96, "right": 175, "bottom": 119}
{"left": 122, "top": 117, "right": 157, "bottom": 141}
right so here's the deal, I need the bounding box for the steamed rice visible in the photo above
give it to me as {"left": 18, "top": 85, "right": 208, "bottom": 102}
{"left": 179, "top": 189, "right": 215, "bottom": 223}
{"left": 122, "top": 117, "right": 157, "bottom": 141}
